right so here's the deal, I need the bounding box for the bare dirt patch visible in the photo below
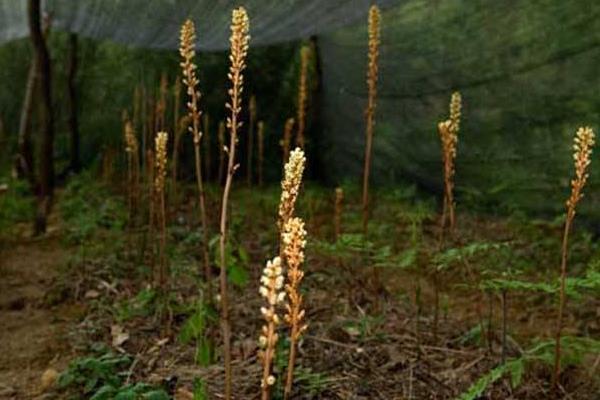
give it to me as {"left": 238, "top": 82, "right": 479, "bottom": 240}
{"left": 0, "top": 229, "right": 77, "bottom": 399}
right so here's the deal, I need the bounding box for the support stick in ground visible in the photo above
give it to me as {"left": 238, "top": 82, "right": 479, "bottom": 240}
{"left": 219, "top": 8, "right": 250, "bottom": 399}
{"left": 179, "top": 19, "right": 212, "bottom": 302}
{"left": 553, "top": 126, "right": 594, "bottom": 387}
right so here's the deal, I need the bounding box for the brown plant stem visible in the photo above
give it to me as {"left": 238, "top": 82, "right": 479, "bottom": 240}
{"left": 171, "top": 77, "right": 181, "bottom": 199}
{"left": 203, "top": 113, "right": 211, "bottom": 181}
{"left": 257, "top": 121, "right": 265, "bottom": 186}
{"left": 283, "top": 218, "right": 307, "bottom": 400}
{"left": 554, "top": 209, "right": 573, "bottom": 386}
{"left": 553, "top": 127, "right": 594, "bottom": 387}
{"left": 218, "top": 121, "right": 226, "bottom": 185}
{"left": 247, "top": 95, "right": 256, "bottom": 185}
{"left": 218, "top": 9, "right": 250, "bottom": 399}
{"left": 146, "top": 149, "right": 156, "bottom": 278}
{"left": 295, "top": 46, "right": 310, "bottom": 149}
{"left": 180, "top": 19, "right": 212, "bottom": 301}
{"left": 282, "top": 118, "right": 294, "bottom": 164}
{"left": 361, "top": 5, "right": 380, "bottom": 236}
{"left": 334, "top": 187, "right": 343, "bottom": 241}
{"left": 501, "top": 289, "right": 507, "bottom": 364}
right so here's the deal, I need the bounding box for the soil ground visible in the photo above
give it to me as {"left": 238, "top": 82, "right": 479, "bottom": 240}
{"left": 0, "top": 222, "right": 80, "bottom": 400}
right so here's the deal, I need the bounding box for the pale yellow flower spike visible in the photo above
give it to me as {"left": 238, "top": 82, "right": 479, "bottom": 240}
{"left": 278, "top": 148, "right": 306, "bottom": 230}
{"left": 554, "top": 126, "right": 594, "bottom": 385}
{"left": 258, "top": 256, "right": 285, "bottom": 398}
{"left": 283, "top": 217, "right": 308, "bottom": 399}
{"left": 154, "top": 131, "right": 168, "bottom": 193}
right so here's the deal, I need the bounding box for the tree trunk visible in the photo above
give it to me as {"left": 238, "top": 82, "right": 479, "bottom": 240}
{"left": 15, "top": 59, "right": 37, "bottom": 187}
{"left": 67, "top": 33, "right": 80, "bottom": 173}
{"left": 28, "top": 0, "right": 55, "bottom": 235}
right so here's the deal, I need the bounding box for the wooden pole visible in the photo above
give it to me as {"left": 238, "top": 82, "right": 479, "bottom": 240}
{"left": 28, "top": 0, "right": 55, "bottom": 235}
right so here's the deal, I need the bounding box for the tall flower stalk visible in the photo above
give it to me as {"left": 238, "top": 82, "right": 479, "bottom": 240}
{"left": 247, "top": 95, "right": 257, "bottom": 185}
{"left": 219, "top": 8, "right": 250, "bottom": 399}
{"left": 553, "top": 126, "right": 594, "bottom": 386}
{"left": 179, "top": 19, "right": 212, "bottom": 301}
{"left": 154, "top": 131, "right": 168, "bottom": 290}
{"left": 334, "top": 187, "right": 344, "bottom": 241}
{"left": 283, "top": 217, "right": 308, "bottom": 399}
{"left": 156, "top": 73, "right": 168, "bottom": 132}
{"left": 218, "top": 120, "right": 226, "bottom": 184}
{"left": 434, "top": 93, "right": 461, "bottom": 339}
{"left": 171, "top": 77, "right": 181, "bottom": 199}
{"left": 361, "top": 5, "right": 381, "bottom": 236}
{"left": 203, "top": 113, "right": 211, "bottom": 181}
{"left": 281, "top": 118, "right": 294, "bottom": 165}
{"left": 257, "top": 121, "right": 265, "bottom": 186}
{"left": 295, "top": 47, "right": 310, "bottom": 149}
{"left": 124, "top": 120, "right": 139, "bottom": 227}
{"left": 439, "top": 91, "right": 461, "bottom": 236}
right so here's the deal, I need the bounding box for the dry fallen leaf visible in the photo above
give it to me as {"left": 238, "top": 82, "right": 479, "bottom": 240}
{"left": 84, "top": 289, "right": 100, "bottom": 299}
{"left": 111, "top": 324, "right": 130, "bottom": 348}
{"left": 40, "top": 368, "right": 58, "bottom": 391}
{"left": 175, "top": 387, "right": 194, "bottom": 400}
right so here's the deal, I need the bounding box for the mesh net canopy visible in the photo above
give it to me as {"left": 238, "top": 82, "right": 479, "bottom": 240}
{"left": 1, "top": 0, "right": 600, "bottom": 219}
{"left": 0, "top": 0, "right": 398, "bottom": 50}
{"left": 318, "top": 0, "right": 600, "bottom": 218}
